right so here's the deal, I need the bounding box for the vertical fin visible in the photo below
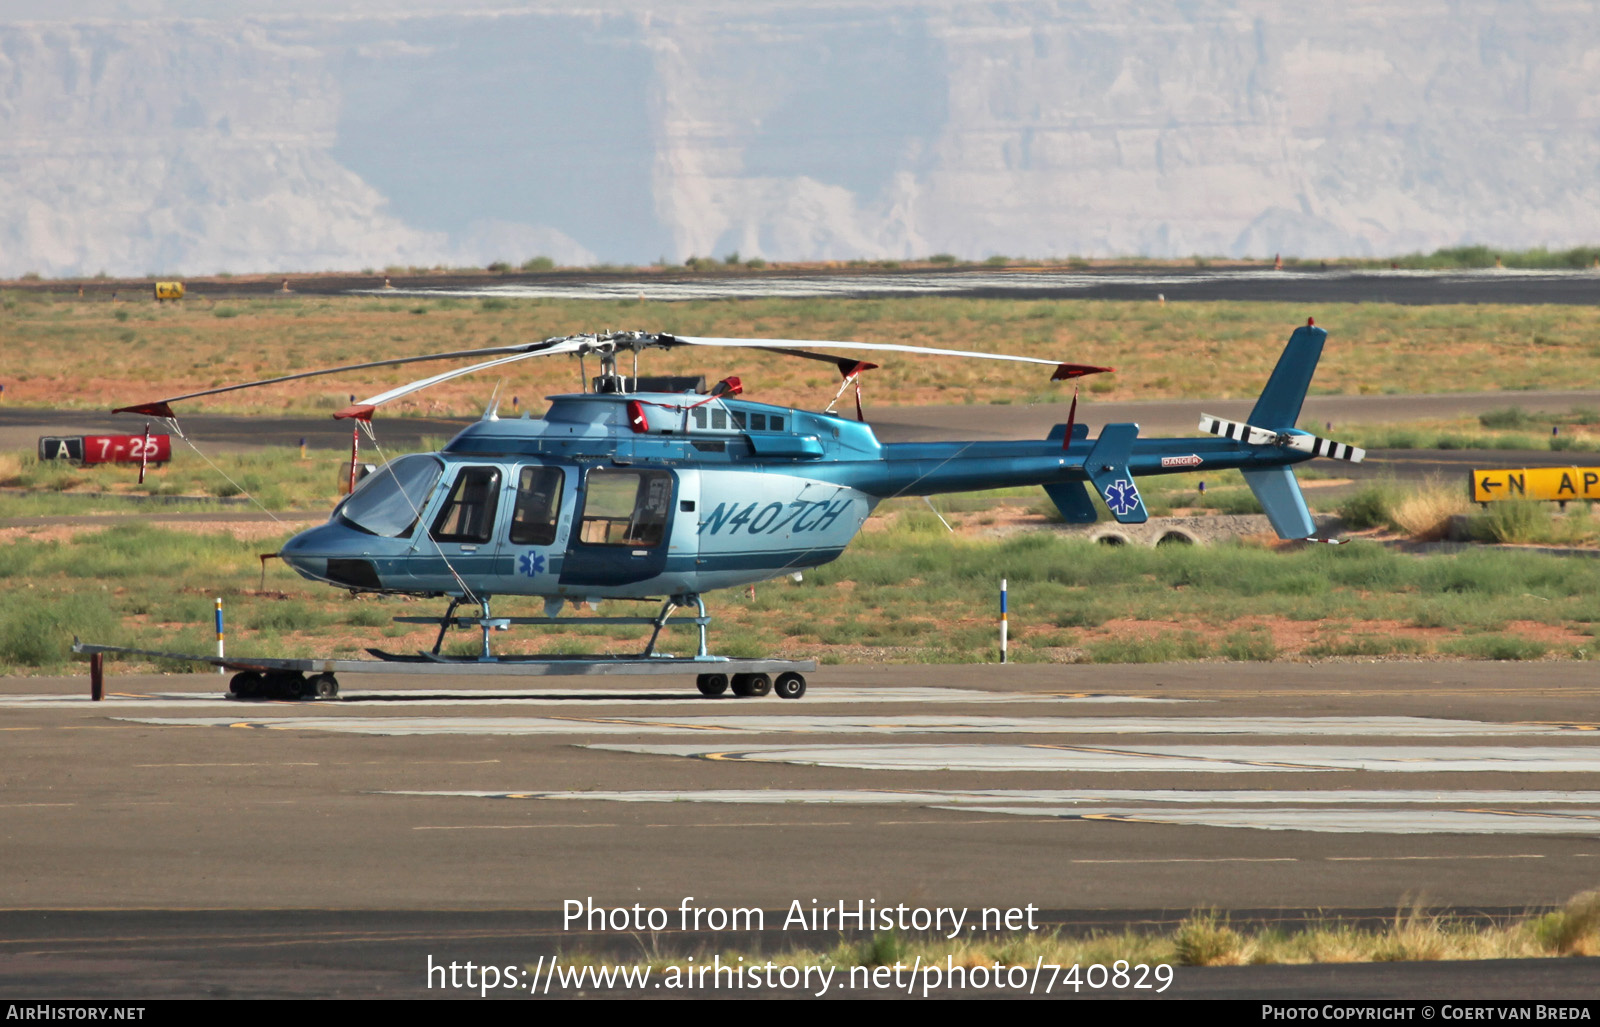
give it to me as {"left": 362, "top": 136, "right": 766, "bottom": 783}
{"left": 1248, "top": 322, "right": 1326, "bottom": 431}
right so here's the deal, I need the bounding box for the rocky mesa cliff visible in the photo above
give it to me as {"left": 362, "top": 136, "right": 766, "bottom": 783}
{"left": 2, "top": 1, "right": 1597, "bottom": 277}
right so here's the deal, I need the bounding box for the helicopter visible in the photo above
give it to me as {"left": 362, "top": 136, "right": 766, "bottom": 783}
{"left": 74, "top": 320, "right": 1361, "bottom": 701}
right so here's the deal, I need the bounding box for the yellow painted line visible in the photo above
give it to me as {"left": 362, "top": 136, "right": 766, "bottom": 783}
{"left": 644, "top": 821, "right": 858, "bottom": 828}
{"left": 2, "top": 928, "right": 562, "bottom": 950}
{"left": 134, "top": 762, "right": 320, "bottom": 768}
{"left": 575, "top": 717, "right": 737, "bottom": 733}
{"left": 1325, "top": 854, "right": 1547, "bottom": 862}
{"left": 873, "top": 818, "right": 1056, "bottom": 826}
{"left": 1062, "top": 851, "right": 1299, "bottom": 857}
{"left": 416, "top": 819, "right": 614, "bottom": 825}
{"left": 56, "top": 726, "right": 158, "bottom": 730}
{"left": 1460, "top": 808, "right": 1600, "bottom": 821}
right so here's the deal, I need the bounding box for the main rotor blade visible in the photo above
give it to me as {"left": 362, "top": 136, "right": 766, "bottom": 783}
{"left": 661, "top": 335, "right": 1111, "bottom": 380}
{"left": 111, "top": 338, "right": 581, "bottom": 418}
{"left": 335, "top": 340, "right": 588, "bottom": 420}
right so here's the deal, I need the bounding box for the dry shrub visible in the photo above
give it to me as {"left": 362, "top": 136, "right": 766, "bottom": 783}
{"left": 1174, "top": 912, "right": 1251, "bottom": 966}
{"left": 1389, "top": 481, "right": 1471, "bottom": 541}
{"left": 1531, "top": 891, "right": 1600, "bottom": 955}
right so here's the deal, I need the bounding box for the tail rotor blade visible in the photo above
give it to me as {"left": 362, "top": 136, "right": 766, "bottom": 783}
{"left": 1199, "top": 413, "right": 1365, "bottom": 463}
{"left": 1280, "top": 434, "right": 1366, "bottom": 463}
{"left": 1198, "top": 413, "right": 1278, "bottom": 447}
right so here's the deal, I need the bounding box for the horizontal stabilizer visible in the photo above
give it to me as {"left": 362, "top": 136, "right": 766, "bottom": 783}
{"left": 1085, "top": 423, "right": 1147, "bottom": 524}
{"left": 1045, "top": 423, "right": 1091, "bottom": 443}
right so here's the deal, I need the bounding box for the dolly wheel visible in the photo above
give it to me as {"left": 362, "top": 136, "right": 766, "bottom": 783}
{"left": 774, "top": 672, "right": 807, "bottom": 700}
{"left": 229, "top": 671, "right": 263, "bottom": 700}
{"left": 310, "top": 673, "right": 340, "bottom": 700}
{"left": 696, "top": 673, "right": 729, "bottom": 697}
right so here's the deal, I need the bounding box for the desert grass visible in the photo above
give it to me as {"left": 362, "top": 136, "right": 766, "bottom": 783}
{"left": 555, "top": 892, "right": 1600, "bottom": 978}
{"left": 6, "top": 292, "right": 1600, "bottom": 417}
{"left": 10, "top": 514, "right": 1600, "bottom": 672}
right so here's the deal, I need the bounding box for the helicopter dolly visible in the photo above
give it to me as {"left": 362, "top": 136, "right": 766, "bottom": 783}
{"left": 78, "top": 320, "right": 1361, "bottom": 700}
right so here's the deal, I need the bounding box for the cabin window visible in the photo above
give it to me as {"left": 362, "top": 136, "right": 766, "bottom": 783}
{"left": 711, "top": 409, "right": 727, "bottom": 430}
{"left": 509, "top": 465, "right": 565, "bottom": 545}
{"left": 430, "top": 466, "right": 502, "bottom": 543}
{"left": 769, "top": 415, "right": 784, "bottom": 431}
{"left": 730, "top": 410, "right": 746, "bottom": 430}
{"left": 577, "top": 468, "right": 673, "bottom": 547}
{"left": 749, "top": 413, "right": 767, "bottom": 431}
{"left": 337, "top": 453, "right": 443, "bottom": 538}
{"left": 691, "top": 407, "right": 707, "bottom": 429}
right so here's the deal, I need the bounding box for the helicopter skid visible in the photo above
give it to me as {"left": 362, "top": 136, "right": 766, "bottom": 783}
{"left": 70, "top": 640, "right": 813, "bottom": 701}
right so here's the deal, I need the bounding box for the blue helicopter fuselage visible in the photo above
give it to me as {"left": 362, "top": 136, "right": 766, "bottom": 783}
{"left": 277, "top": 388, "right": 1312, "bottom": 602}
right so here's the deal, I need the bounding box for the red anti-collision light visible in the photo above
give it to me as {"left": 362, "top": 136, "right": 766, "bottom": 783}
{"left": 626, "top": 400, "right": 650, "bottom": 433}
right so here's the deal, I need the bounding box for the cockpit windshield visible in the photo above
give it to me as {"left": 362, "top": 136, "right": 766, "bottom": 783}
{"left": 336, "top": 454, "right": 444, "bottom": 538}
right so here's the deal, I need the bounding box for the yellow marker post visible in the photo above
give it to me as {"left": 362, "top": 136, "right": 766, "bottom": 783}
{"left": 1472, "top": 467, "right": 1600, "bottom": 504}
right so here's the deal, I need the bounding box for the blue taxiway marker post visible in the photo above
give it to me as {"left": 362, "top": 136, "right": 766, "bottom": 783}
{"left": 215, "top": 598, "right": 225, "bottom": 674}
{"left": 1000, "top": 578, "right": 1008, "bottom": 664}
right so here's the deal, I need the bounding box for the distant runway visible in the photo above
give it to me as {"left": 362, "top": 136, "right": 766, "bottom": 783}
{"left": 348, "top": 265, "right": 1599, "bottom": 305}
{"left": 5, "top": 661, "right": 1600, "bottom": 996}
{"left": 39, "top": 265, "right": 1600, "bottom": 306}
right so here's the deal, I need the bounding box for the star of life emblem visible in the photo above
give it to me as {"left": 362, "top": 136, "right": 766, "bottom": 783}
{"left": 1103, "top": 479, "right": 1141, "bottom": 516}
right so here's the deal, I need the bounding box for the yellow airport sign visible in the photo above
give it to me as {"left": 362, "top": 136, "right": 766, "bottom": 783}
{"left": 1472, "top": 467, "right": 1600, "bottom": 503}
{"left": 153, "top": 281, "right": 185, "bottom": 301}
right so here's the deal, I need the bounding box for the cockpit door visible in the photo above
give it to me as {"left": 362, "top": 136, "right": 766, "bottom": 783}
{"left": 558, "top": 466, "right": 677, "bottom": 587}
{"left": 406, "top": 464, "right": 504, "bottom": 592}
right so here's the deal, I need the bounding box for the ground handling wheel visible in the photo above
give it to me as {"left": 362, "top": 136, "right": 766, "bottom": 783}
{"left": 773, "top": 672, "right": 807, "bottom": 700}
{"left": 309, "top": 673, "right": 340, "bottom": 700}
{"left": 263, "top": 671, "right": 307, "bottom": 700}
{"left": 696, "top": 673, "right": 729, "bottom": 697}
{"left": 731, "top": 672, "right": 771, "bottom": 698}
{"left": 229, "top": 671, "right": 264, "bottom": 700}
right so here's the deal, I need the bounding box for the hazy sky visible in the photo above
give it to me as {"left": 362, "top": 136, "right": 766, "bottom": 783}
{"left": 4, "top": 2, "right": 1596, "bottom": 276}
